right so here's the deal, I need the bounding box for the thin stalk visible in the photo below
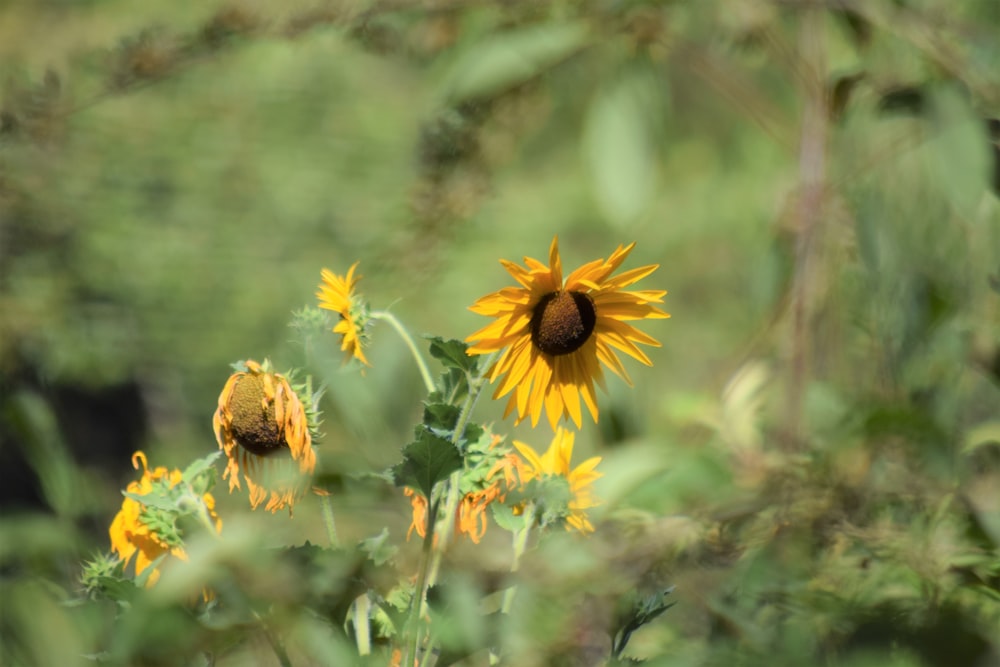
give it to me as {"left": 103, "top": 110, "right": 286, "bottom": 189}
{"left": 425, "top": 352, "right": 497, "bottom": 588}
{"left": 787, "top": 3, "right": 828, "bottom": 447}
{"left": 371, "top": 310, "right": 436, "bottom": 394}
{"left": 319, "top": 493, "right": 339, "bottom": 548}
{"left": 403, "top": 497, "right": 440, "bottom": 667}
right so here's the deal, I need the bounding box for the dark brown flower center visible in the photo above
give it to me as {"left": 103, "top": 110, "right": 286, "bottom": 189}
{"left": 228, "top": 374, "right": 286, "bottom": 457}
{"left": 530, "top": 290, "right": 596, "bottom": 356}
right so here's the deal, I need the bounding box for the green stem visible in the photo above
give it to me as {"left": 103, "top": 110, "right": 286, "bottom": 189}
{"left": 370, "top": 310, "right": 436, "bottom": 394}
{"left": 403, "top": 497, "right": 439, "bottom": 667}
{"left": 253, "top": 610, "right": 293, "bottom": 667}
{"left": 406, "top": 352, "right": 498, "bottom": 664}
{"left": 319, "top": 493, "right": 339, "bottom": 548}
{"left": 425, "top": 352, "right": 497, "bottom": 587}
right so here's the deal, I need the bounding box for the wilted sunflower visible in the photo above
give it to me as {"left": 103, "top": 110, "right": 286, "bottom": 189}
{"left": 213, "top": 359, "right": 319, "bottom": 514}
{"left": 513, "top": 427, "right": 603, "bottom": 533}
{"left": 317, "top": 262, "right": 370, "bottom": 366}
{"left": 467, "top": 237, "right": 668, "bottom": 429}
{"left": 109, "top": 451, "right": 222, "bottom": 587}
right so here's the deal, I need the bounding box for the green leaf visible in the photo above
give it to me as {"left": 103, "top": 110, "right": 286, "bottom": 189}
{"left": 490, "top": 502, "right": 527, "bottom": 533}
{"left": 182, "top": 451, "right": 221, "bottom": 495}
{"left": 122, "top": 490, "right": 175, "bottom": 511}
{"left": 427, "top": 336, "right": 478, "bottom": 374}
{"left": 182, "top": 451, "right": 221, "bottom": 481}
{"left": 424, "top": 401, "right": 461, "bottom": 433}
{"left": 393, "top": 426, "right": 463, "bottom": 498}
{"left": 461, "top": 423, "right": 484, "bottom": 449}
{"left": 442, "top": 22, "right": 589, "bottom": 102}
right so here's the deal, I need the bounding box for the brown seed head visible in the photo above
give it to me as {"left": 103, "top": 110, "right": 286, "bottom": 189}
{"left": 227, "top": 374, "right": 285, "bottom": 457}
{"left": 530, "top": 290, "right": 596, "bottom": 356}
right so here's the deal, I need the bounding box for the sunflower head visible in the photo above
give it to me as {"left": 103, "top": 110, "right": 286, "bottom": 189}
{"left": 511, "top": 427, "right": 603, "bottom": 533}
{"left": 316, "top": 262, "right": 371, "bottom": 367}
{"left": 213, "top": 359, "right": 320, "bottom": 514}
{"left": 467, "top": 237, "right": 668, "bottom": 429}
{"left": 108, "top": 451, "right": 222, "bottom": 587}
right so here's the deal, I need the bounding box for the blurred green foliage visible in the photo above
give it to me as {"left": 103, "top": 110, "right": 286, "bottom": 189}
{"left": 2, "top": 0, "right": 999, "bottom": 665}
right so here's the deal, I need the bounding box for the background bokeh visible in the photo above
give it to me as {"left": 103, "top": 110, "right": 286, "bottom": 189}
{"left": 1, "top": 1, "right": 998, "bottom": 665}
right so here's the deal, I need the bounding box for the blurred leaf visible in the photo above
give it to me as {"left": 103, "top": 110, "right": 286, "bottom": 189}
{"left": 583, "top": 66, "right": 665, "bottom": 227}
{"left": 359, "top": 528, "right": 398, "bottom": 567}
{"left": 963, "top": 421, "right": 1000, "bottom": 453}
{"left": 924, "top": 86, "right": 991, "bottom": 213}
{"left": 490, "top": 502, "right": 527, "bottom": 533}
{"left": 612, "top": 586, "right": 676, "bottom": 658}
{"left": 442, "top": 22, "right": 589, "bottom": 102}
{"left": 122, "top": 490, "right": 175, "bottom": 511}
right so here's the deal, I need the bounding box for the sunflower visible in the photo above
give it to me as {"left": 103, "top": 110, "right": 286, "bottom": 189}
{"left": 467, "top": 237, "right": 668, "bottom": 429}
{"left": 317, "top": 262, "right": 370, "bottom": 366}
{"left": 213, "top": 359, "right": 318, "bottom": 514}
{"left": 109, "top": 451, "right": 222, "bottom": 587}
{"left": 512, "top": 427, "right": 603, "bottom": 533}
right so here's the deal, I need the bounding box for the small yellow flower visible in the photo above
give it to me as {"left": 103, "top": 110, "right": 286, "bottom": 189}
{"left": 317, "top": 262, "right": 370, "bottom": 366}
{"left": 213, "top": 360, "right": 317, "bottom": 514}
{"left": 109, "top": 451, "right": 222, "bottom": 587}
{"left": 467, "top": 237, "right": 668, "bottom": 429}
{"left": 512, "top": 427, "right": 603, "bottom": 533}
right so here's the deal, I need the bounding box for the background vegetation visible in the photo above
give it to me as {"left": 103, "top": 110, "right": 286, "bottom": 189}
{"left": 1, "top": 0, "right": 998, "bottom": 665}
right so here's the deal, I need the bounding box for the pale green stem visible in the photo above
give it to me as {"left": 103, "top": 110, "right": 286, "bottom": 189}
{"left": 500, "top": 504, "right": 535, "bottom": 615}
{"left": 370, "top": 310, "right": 436, "bottom": 394}
{"left": 351, "top": 594, "right": 372, "bottom": 656}
{"left": 319, "top": 493, "right": 339, "bottom": 548}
